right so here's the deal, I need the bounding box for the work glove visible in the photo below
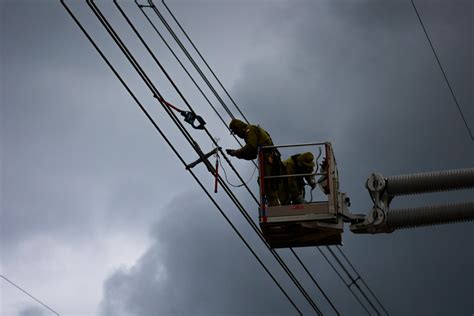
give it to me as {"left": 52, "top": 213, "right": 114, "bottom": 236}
{"left": 226, "top": 149, "right": 237, "bottom": 157}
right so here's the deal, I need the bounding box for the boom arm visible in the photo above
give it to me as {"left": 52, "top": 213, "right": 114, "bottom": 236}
{"left": 350, "top": 168, "right": 474, "bottom": 234}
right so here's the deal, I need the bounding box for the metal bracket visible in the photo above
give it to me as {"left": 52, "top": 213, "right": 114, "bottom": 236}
{"left": 339, "top": 192, "right": 365, "bottom": 223}
{"left": 186, "top": 147, "right": 221, "bottom": 171}
{"left": 181, "top": 111, "right": 206, "bottom": 130}
{"left": 350, "top": 173, "right": 394, "bottom": 233}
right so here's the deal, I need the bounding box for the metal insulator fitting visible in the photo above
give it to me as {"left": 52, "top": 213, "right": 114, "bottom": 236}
{"left": 366, "top": 173, "right": 386, "bottom": 192}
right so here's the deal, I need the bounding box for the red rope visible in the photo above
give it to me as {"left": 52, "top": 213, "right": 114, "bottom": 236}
{"left": 155, "top": 95, "right": 184, "bottom": 113}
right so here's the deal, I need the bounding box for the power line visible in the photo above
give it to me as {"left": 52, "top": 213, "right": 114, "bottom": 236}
{"left": 89, "top": 2, "right": 311, "bottom": 313}
{"left": 136, "top": 2, "right": 338, "bottom": 313}
{"left": 62, "top": 1, "right": 303, "bottom": 313}
{"left": 143, "top": 2, "right": 378, "bottom": 314}
{"left": 410, "top": 0, "right": 473, "bottom": 141}
{"left": 134, "top": 0, "right": 247, "bottom": 150}
{"left": 111, "top": 2, "right": 323, "bottom": 313}
{"left": 146, "top": 0, "right": 236, "bottom": 122}
{"left": 64, "top": 2, "right": 385, "bottom": 315}
{"left": 61, "top": 1, "right": 302, "bottom": 314}
{"left": 160, "top": 0, "right": 250, "bottom": 124}
{"left": 113, "top": 2, "right": 334, "bottom": 314}
{"left": 136, "top": 0, "right": 260, "bottom": 209}
{"left": 325, "top": 246, "right": 380, "bottom": 315}
{"left": 137, "top": 0, "right": 263, "bottom": 180}
{"left": 0, "top": 275, "right": 60, "bottom": 316}
{"left": 316, "top": 248, "right": 372, "bottom": 315}
{"left": 336, "top": 246, "right": 389, "bottom": 315}
{"left": 140, "top": 2, "right": 385, "bottom": 314}
{"left": 163, "top": 2, "right": 391, "bottom": 313}
{"left": 325, "top": 246, "right": 389, "bottom": 315}
{"left": 290, "top": 248, "right": 340, "bottom": 315}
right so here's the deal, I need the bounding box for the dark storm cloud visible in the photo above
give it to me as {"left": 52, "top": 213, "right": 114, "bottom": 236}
{"left": 232, "top": 1, "right": 474, "bottom": 315}
{"left": 100, "top": 1, "right": 472, "bottom": 315}
{"left": 100, "top": 192, "right": 300, "bottom": 316}
{"left": 1, "top": 1, "right": 190, "bottom": 250}
{"left": 19, "top": 306, "right": 45, "bottom": 316}
{"left": 2, "top": 0, "right": 473, "bottom": 315}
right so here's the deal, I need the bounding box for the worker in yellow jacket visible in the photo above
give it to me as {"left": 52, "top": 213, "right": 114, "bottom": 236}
{"left": 226, "top": 119, "right": 281, "bottom": 206}
{"left": 280, "top": 152, "right": 316, "bottom": 205}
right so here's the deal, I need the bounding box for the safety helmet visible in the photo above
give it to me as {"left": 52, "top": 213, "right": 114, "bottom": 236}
{"left": 297, "top": 152, "right": 315, "bottom": 168}
{"left": 229, "top": 119, "right": 247, "bottom": 135}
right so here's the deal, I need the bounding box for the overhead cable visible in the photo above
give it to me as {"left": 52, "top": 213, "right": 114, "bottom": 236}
{"left": 160, "top": 1, "right": 389, "bottom": 313}
{"left": 290, "top": 249, "right": 340, "bottom": 315}
{"left": 140, "top": 2, "right": 371, "bottom": 314}
{"left": 89, "top": 1, "right": 310, "bottom": 313}
{"left": 132, "top": 2, "right": 337, "bottom": 313}
{"left": 135, "top": 0, "right": 261, "bottom": 206}
{"left": 61, "top": 1, "right": 302, "bottom": 314}
{"left": 324, "top": 246, "right": 389, "bottom": 315}
{"left": 160, "top": 0, "right": 250, "bottom": 124}
{"left": 66, "top": 1, "right": 323, "bottom": 313}
{"left": 135, "top": 0, "right": 239, "bottom": 143}
{"left": 113, "top": 2, "right": 332, "bottom": 314}
{"left": 317, "top": 247, "right": 372, "bottom": 315}
{"left": 410, "top": 0, "right": 473, "bottom": 141}
{"left": 146, "top": 0, "right": 237, "bottom": 121}
{"left": 336, "top": 246, "right": 390, "bottom": 315}
{"left": 0, "top": 275, "right": 60, "bottom": 316}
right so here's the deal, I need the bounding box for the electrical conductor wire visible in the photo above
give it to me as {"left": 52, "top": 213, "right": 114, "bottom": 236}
{"left": 137, "top": 4, "right": 340, "bottom": 313}
{"left": 0, "top": 275, "right": 60, "bottom": 316}
{"left": 64, "top": 1, "right": 380, "bottom": 315}
{"left": 326, "top": 246, "right": 382, "bottom": 315}
{"left": 317, "top": 248, "right": 372, "bottom": 315}
{"left": 158, "top": 2, "right": 390, "bottom": 314}
{"left": 410, "top": 0, "right": 473, "bottom": 141}
{"left": 336, "top": 246, "right": 389, "bottom": 315}
{"left": 160, "top": 0, "right": 250, "bottom": 124}
{"left": 60, "top": 1, "right": 302, "bottom": 314}
{"left": 113, "top": 2, "right": 331, "bottom": 313}
{"left": 111, "top": 2, "right": 323, "bottom": 313}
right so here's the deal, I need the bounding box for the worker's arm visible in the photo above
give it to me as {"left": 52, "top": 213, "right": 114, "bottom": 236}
{"left": 234, "top": 128, "right": 258, "bottom": 160}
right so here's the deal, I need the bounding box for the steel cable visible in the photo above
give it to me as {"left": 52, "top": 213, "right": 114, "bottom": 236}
{"left": 0, "top": 275, "right": 60, "bottom": 316}
{"left": 160, "top": 0, "right": 250, "bottom": 124}
{"left": 110, "top": 7, "right": 322, "bottom": 312}
{"left": 326, "top": 246, "right": 383, "bottom": 315}
{"left": 410, "top": 0, "right": 473, "bottom": 141}
{"left": 147, "top": 0, "right": 236, "bottom": 121}
{"left": 135, "top": 0, "right": 245, "bottom": 147}
{"left": 317, "top": 248, "right": 372, "bottom": 315}
{"left": 91, "top": 2, "right": 319, "bottom": 313}
{"left": 155, "top": 2, "right": 389, "bottom": 315}
{"left": 69, "top": 1, "right": 324, "bottom": 314}
{"left": 135, "top": 2, "right": 338, "bottom": 313}
{"left": 61, "top": 1, "right": 302, "bottom": 313}
{"left": 336, "top": 246, "right": 390, "bottom": 315}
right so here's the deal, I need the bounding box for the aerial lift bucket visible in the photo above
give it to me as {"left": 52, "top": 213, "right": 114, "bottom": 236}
{"left": 258, "top": 142, "right": 348, "bottom": 248}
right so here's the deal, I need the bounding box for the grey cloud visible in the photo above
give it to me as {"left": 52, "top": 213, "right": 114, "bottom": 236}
{"left": 101, "top": 0, "right": 473, "bottom": 314}
{"left": 230, "top": 0, "right": 473, "bottom": 315}
{"left": 1, "top": 0, "right": 190, "bottom": 249}
{"left": 100, "top": 191, "right": 301, "bottom": 316}
{"left": 2, "top": 1, "right": 473, "bottom": 315}
{"left": 19, "top": 306, "right": 45, "bottom": 316}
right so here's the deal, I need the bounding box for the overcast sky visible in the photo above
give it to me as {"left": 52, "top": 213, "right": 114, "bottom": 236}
{"left": 1, "top": 0, "right": 473, "bottom": 315}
